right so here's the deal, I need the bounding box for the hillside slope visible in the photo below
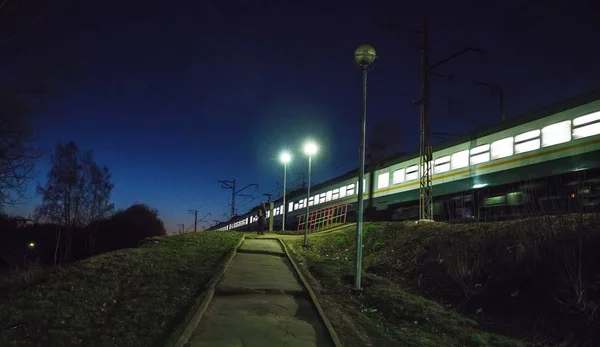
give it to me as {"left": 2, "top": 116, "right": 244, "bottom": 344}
{"left": 0, "top": 231, "right": 242, "bottom": 347}
{"left": 285, "top": 214, "right": 600, "bottom": 346}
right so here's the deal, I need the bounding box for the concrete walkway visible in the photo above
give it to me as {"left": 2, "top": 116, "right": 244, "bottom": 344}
{"left": 187, "top": 239, "right": 334, "bottom": 347}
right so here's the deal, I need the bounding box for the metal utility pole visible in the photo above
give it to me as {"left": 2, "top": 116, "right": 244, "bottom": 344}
{"left": 219, "top": 179, "right": 258, "bottom": 219}
{"left": 416, "top": 21, "right": 484, "bottom": 221}
{"left": 188, "top": 209, "right": 198, "bottom": 232}
{"left": 419, "top": 21, "right": 433, "bottom": 222}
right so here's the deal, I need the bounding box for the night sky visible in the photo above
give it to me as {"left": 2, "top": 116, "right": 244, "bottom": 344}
{"left": 4, "top": 0, "right": 600, "bottom": 232}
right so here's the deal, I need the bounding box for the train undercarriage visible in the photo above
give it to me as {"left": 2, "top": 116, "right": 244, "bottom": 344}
{"left": 379, "top": 167, "right": 600, "bottom": 223}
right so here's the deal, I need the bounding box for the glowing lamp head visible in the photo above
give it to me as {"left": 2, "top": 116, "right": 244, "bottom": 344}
{"left": 280, "top": 152, "right": 291, "bottom": 164}
{"left": 304, "top": 142, "right": 318, "bottom": 156}
{"left": 28, "top": 242, "right": 36, "bottom": 249}
{"left": 354, "top": 44, "right": 377, "bottom": 67}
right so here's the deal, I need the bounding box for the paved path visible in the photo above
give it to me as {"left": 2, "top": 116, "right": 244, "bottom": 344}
{"left": 187, "top": 239, "right": 334, "bottom": 347}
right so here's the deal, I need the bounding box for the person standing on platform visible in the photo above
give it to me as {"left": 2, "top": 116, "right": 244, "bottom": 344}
{"left": 256, "top": 202, "right": 267, "bottom": 235}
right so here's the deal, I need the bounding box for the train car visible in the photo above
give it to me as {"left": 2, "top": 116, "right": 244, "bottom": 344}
{"left": 212, "top": 89, "right": 600, "bottom": 231}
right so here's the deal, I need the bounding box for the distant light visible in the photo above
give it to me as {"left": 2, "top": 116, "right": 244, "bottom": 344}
{"left": 28, "top": 242, "right": 36, "bottom": 249}
{"left": 473, "top": 183, "right": 488, "bottom": 189}
{"left": 280, "top": 151, "right": 291, "bottom": 164}
{"left": 304, "top": 142, "right": 318, "bottom": 156}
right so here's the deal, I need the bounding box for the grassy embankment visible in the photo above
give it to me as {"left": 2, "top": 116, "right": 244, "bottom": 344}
{"left": 284, "top": 214, "right": 600, "bottom": 347}
{"left": 0, "top": 231, "right": 242, "bottom": 347}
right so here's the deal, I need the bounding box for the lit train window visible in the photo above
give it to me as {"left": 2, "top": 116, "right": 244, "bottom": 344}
{"left": 471, "top": 152, "right": 490, "bottom": 165}
{"left": 451, "top": 150, "right": 469, "bottom": 169}
{"left": 470, "top": 144, "right": 490, "bottom": 155}
{"left": 515, "top": 139, "right": 540, "bottom": 154}
{"left": 573, "top": 122, "right": 600, "bottom": 139}
{"left": 392, "top": 169, "right": 405, "bottom": 184}
{"left": 491, "top": 137, "right": 514, "bottom": 159}
{"left": 573, "top": 112, "right": 600, "bottom": 139}
{"left": 470, "top": 144, "right": 490, "bottom": 165}
{"left": 347, "top": 184, "right": 355, "bottom": 195}
{"left": 339, "top": 186, "right": 347, "bottom": 198}
{"left": 406, "top": 165, "right": 418, "bottom": 181}
{"left": 308, "top": 196, "right": 314, "bottom": 207}
{"left": 542, "top": 121, "right": 571, "bottom": 147}
{"left": 355, "top": 180, "right": 366, "bottom": 193}
{"left": 332, "top": 188, "right": 339, "bottom": 200}
{"left": 326, "top": 190, "right": 333, "bottom": 201}
{"left": 434, "top": 156, "right": 450, "bottom": 174}
{"left": 288, "top": 202, "right": 293, "bottom": 212}
{"left": 573, "top": 111, "right": 600, "bottom": 126}
{"left": 377, "top": 172, "right": 390, "bottom": 189}
{"left": 435, "top": 156, "right": 450, "bottom": 164}
{"left": 515, "top": 129, "right": 540, "bottom": 142}
{"left": 320, "top": 193, "right": 326, "bottom": 203}
{"left": 435, "top": 163, "right": 450, "bottom": 174}
{"left": 294, "top": 203, "right": 299, "bottom": 210}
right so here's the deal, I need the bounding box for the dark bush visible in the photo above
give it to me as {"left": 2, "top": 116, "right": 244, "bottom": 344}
{"left": 1, "top": 204, "right": 166, "bottom": 271}
{"left": 95, "top": 203, "right": 166, "bottom": 252}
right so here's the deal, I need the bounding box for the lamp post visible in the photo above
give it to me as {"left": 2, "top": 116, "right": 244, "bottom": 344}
{"left": 353, "top": 44, "right": 377, "bottom": 290}
{"left": 280, "top": 151, "right": 291, "bottom": 232}
{"left": 303, "top": 141, "right": 317, "bottom": 247}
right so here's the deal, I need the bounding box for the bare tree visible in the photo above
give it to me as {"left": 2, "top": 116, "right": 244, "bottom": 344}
{"left": 36, "top": 141, "right": 84, "bottom": 262}
{"left": 83, "top": 153, "right": 114, "bottom": 253}
{"left": 36, "top": 142, "right": 81, "bottom": 263}
{"left": 0, "top": 96, "right": 39, "bottom": 211}
{"left": 36, "top": 141, "right": 115, "bottom": 260}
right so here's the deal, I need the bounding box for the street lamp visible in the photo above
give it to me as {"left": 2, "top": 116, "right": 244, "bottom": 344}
{"left": 280, "top": 151, "right": 291, "bottom": 232}
{"left": 353, "top": 44, "right": 377, "bottom": 290}
{"left": 303, "top": 141, "right": 318, "bottom": 247}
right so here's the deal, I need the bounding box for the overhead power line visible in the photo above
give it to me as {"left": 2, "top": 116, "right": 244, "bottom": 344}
{"left": 218, "top": 179, "right": 258, "bottom": 219}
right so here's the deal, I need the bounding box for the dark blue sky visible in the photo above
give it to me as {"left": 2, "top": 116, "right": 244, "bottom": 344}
{"left": 4, "top": 0, "right": 600, "bottom": 232}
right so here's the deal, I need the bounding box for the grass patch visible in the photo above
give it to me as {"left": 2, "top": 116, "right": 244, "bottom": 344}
{"left": 284, "top": 215, "right": 600, "bottom": 346}
{"left": 0, "top": 231, "right": 242, "bottom": 347}
{"left": 285, "top": 239, "right": 525, "bottom": 347}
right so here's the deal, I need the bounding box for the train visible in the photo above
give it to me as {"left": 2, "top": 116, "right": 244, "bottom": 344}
{"left": 211, "top": 89, "right": 600, "bottom": 231}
